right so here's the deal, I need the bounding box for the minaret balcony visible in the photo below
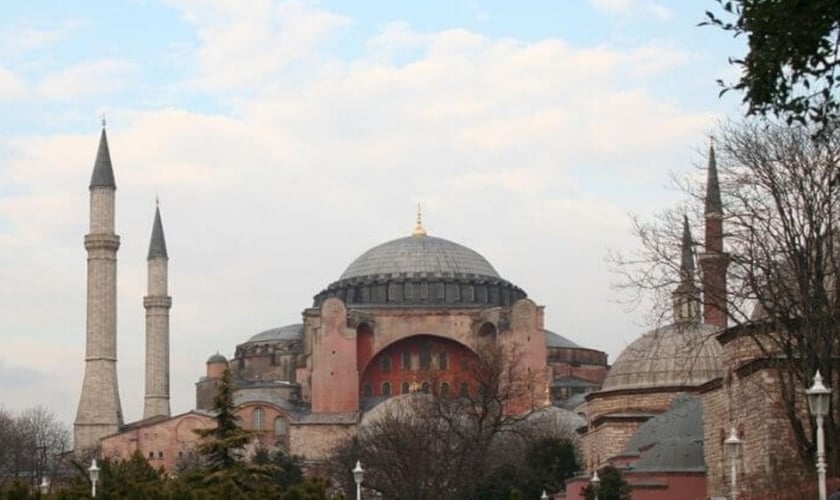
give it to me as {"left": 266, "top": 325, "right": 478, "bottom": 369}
{"left": 84, "top": 234, "right": 121, "bottom": 251}
{"left": 143, "top": 296, "right": 172, "bottom": 309}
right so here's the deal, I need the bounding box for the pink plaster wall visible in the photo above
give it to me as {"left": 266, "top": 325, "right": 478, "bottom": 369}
{"left": 311, "top": 298, "right": 359, "bottom": 413}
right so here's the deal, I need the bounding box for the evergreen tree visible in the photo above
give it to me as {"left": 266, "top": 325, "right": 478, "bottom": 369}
{"left": 194, "top": 368, "right": 254, "bottom": 471}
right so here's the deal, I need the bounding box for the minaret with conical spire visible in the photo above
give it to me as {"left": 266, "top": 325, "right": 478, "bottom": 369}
{"left": 75, "top": 122, "right": 124, "bottom": 451}
{"left": 699, "top": 140, "right": 730, "bottom": 328}
{"left": 143, "top": 199, "right": 172, "bottom": 419}
{"left": 673, "top": 215, "right": 700, "bottom": 323}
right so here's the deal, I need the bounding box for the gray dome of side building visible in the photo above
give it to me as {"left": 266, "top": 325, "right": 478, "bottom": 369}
{"left": 544, "top": 329, "right": 580, "bottom": 349}
{"left": 601, "top": 322, "right": 721, "bottom": 392}
{"left": 246, "top": 324, "right": 304, "bottom": 344}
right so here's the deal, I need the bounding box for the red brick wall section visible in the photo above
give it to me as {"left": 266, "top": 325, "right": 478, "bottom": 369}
{"left": 100, "top": 412, "right": 215, "bottom": 472}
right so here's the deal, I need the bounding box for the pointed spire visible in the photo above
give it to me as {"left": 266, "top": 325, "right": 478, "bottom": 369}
{"left": 412, "top": 203, "right": 427, "bottom": 237}
{"left": 674, "top": 215, "right": 700, "bottom": 323}
{"left": 148, "top": 202, "right": 168, "bottom": 260}
{"left": 681, "top": 214, "right": 694, "bottom": 276}
{"left": 89, "top": 123, "right": 116, "bottom": 189}
{"left": 704, "top": 139, "right": 721, "bottom": 215}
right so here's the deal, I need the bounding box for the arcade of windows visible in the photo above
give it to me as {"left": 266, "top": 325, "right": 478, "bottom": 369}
{"left": 363, "top": 347, "right": 470, "bottom": 398}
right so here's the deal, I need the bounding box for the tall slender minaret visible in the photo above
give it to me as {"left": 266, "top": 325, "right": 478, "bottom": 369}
{"left": 699, "top": 140, "right": 730, "bottom": 328}
{"left": 143, "top": 200, "right": 172, "bottom": 419}
{"left": 673, "top": 215, "right": 700, "bottom": 323}
{"left": 75, "top": 123, "right": 124, "bottom": 451}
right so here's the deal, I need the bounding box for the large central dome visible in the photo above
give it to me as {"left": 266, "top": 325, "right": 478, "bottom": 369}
{"left": 339, "top": 235, "right": 501, "bottom": 281}
{"left": 313, "top": 230, "right": 525, "bottom": 308}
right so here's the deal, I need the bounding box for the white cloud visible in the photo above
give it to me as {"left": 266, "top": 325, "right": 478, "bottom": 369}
{"left": 590, "top": 0, "right": 673, "bottom": 20}
{"left": 169, "top": 0, "right": 352, "bottom": 90}
{"left": 0, "top": 66, "right": 27, "bottom": 100}
{"left": 37, "top": 59, "right": 138, "bottom": 100}
{"left": 0, "top": 2, "right": 727, "bottom": 425}
{"left": 0, "top": 19, "right": 84, "bottom": 55}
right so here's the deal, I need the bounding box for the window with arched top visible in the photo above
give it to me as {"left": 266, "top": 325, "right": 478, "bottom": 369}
{"left": 440, "top": 382, "right": 450, "bottom": 397}
{"left": 459, "top": 382, "right": 469, "bottom": 398}
{"left": 363, "top": 384, "right": 372, "bottom": 397}
{"left": 421, "top": 381, "right": 430, "bottom": 393}
{"left": 382, "top": 356, "right": 392, "bottom": 373}
{"left": 382, "top": 381, "right": 392, "bottom": 396}
{"left": 439, "top": 351, "right": 448, "bottom": 370}
{"left": 252, "top": 407, "right": 265, "bottom": 430}
{"left": 402, "top": 351, "right": 412, "bottom": 371}
{"left": 402, "top": 382, "right": 410, "bottom": 394}
{"left": 274, "top": 417, "right": 287, "bottom": 437}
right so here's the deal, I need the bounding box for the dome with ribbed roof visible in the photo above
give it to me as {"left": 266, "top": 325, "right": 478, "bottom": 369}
{"left": 601, "top": 323, "right": 722, "bottom": 392}
{"left": 339, "top": 235, "right": 501, "bottom": 281}
{"left": 314, "top": 232, "right": 526, "bottom": 308}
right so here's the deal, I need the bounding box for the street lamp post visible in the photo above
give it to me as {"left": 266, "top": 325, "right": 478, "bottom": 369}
{"left": 724, "top": 427, "right": 743, "bottom": 500}
{"left": 590, "top": 470, "right": 600, "bottom": 500}
{"left": 88, "top": 459, "right": 100, "bottom": 498}
{"left": 39, "top": 476, "right": 49, "bottom": 495}
{"left": 807, "top": 370, "right": 832, "bottom": 500}
{"left": 540, "top": 490, "right": 549, "bottom": 500}
{"left": 352, "top": 460, "right": 364, "bottom": 500}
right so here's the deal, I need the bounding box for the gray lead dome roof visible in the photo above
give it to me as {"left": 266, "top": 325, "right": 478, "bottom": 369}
{"left": 314, "top": 232, "right": 526, "bottom": 308}
{"left": 339, "top": 235, "right": 501, "bottom": 281}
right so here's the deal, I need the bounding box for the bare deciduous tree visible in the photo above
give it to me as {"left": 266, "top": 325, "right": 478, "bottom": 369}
{"left": 328, "top": 343, "right": 577, "bottom": 499}
{"left": 611, "top": 119, "right": 840, "bottom": 476}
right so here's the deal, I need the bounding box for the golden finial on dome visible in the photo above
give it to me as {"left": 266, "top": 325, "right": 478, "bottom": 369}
{"left": 412, "top": 203, "right": 427, "bottom": 237}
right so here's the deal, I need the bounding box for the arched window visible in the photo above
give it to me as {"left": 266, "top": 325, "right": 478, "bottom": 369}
{"left": 274, "top": 417, "right": 287, "bottom": 437}
{"left": 252, "top": 407, "right": 265, "bottom": 430}
{"left": 421, "top": 381, "right": 430, "bottom": 393}
{"left": 382, "top": 356, "right": 392, "bottom": 373}
{"left": 382, "top": 381, "right": 392, "bottom": 396}
{"left": 419, "top": 344, "right": 431, "bottom": 371}
{"left": 439, "top": 351, "right": 448, "bottom": 370}
{"left": 363, "top": 383, "right": 372, "bottom": 397}
{"left": 401, "top": 382, "right": 410, "bottom": 394}
{"left": 459, "top": 382, "right": 469, "bottom": 398}
{"left": 402, "top": 351, "right": 412, "bottom": 371}
{"left": 440, "top": 382, "right": 450, "bottom": 397}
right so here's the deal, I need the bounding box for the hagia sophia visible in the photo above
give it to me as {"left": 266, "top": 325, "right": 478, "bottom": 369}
{"left": 74, "top": 125, "right": 817, "bottom": 499}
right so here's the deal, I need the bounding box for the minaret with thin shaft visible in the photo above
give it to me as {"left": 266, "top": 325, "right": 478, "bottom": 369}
{"left": 673, "top": 215, "right": 700, "bottom": 323}
{"left": 699, "top": 140, "right": 730, "bottom": 328}
{"left": 75, "top": 123, "right": 124, "bottom": 451}
{"left": 143, "top": 199, "right": 172, "bottom": 419}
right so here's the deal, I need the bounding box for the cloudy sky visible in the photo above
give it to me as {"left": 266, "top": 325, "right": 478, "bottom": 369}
{"left": 0, "top": 0, "right": 744, "bottom": 429}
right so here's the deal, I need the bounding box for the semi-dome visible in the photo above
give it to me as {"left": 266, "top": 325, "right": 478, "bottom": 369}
{"left": 601, "top": 323, "right": 722, "bottom": 392}
{"left": 314, "top": 230, "right": 526, "bottom": 308}
{"left": 245, "top": 324, "right": 304, "bottom": 344}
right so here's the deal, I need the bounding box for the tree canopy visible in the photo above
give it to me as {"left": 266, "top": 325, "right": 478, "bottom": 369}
{"left": 703, "top": 0, "right": 840, "bottom": 129}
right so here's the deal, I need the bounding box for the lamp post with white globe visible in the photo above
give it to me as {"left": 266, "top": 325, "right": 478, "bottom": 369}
{"left": 724, "top": 427, "right": 743, "bottom": 500}
{"left": 590, "top": 470, "right": 600, "bottom": 500}
{"left": 807, "top": 370, "right": 832, "bottom": 500}
{"left": 88, "top": 459, "right": 100, "bottom": 498}
{"left": 352, "top": 460, "right": 364, "bottom": 500}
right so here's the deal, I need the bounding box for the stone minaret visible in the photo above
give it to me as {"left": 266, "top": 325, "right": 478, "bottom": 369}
{"left": 699, "top": 142, "right": 730, "bottom": 328}
{"left": 143, "top": 200, "right": 172, "bottom": 419}
{"left": 75, "top": 124, "right": 124, "bottom": 451}
{"left": 673, "top": 215, "right": 700, "bottom": 323}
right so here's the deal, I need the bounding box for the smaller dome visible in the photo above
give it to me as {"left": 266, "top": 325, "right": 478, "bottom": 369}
{"left": 602, "top": 323, "right": 721, "bottom": 391}
{"left": 544, "top": 329, "right": 580, "bottom": 349}
{"left": 246, "top": 324, "right": 304, "bottom": 344}
{"left": 207, "top": 352, "right": 227, "bottom": 364}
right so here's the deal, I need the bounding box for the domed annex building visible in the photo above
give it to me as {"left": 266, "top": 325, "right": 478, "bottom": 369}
{"left": 569, "top": 147, "right": 730, "bottom": 500}
{"left": 73, "top": 126, "right": 609, "bottom": 471}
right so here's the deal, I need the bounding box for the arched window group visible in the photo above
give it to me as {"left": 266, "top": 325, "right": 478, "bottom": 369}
{"left": 252, "top": 407, "right": 265, "bottom": 430}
